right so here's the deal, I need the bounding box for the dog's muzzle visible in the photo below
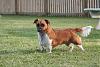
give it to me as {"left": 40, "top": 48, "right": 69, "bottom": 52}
{"left": 37, "top": 27, "right": 43, "bottom": 32}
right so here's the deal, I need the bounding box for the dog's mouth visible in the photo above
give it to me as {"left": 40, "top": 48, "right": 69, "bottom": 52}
{"left": 37, "top": 28, "right": 44, "bottom": 32}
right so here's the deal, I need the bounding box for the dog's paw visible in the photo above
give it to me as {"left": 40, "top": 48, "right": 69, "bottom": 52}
{"left": 48, "top": 51, "right": 52, "bottom": 53}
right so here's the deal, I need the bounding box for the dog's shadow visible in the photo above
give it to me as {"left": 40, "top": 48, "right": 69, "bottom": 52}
{"left": 0, "top": 48, "right": 82, "bottom": 55}
{"left": 0, "top": 49, "right": 37, "bottom": 55}
{"left": 0, "top": 48, "right": 61, "bottom": 55}
{"left": 36, "top": 48, "right": 71, "bottom": 53}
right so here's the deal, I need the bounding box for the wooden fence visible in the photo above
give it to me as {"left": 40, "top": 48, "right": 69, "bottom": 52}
{"left": 0, "top": 0, "right": 15, "bottom": 14}
{"left": 0, "top": 0, "right": 100, "bottom": 16}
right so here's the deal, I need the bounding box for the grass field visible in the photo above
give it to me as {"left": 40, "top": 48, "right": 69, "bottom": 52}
{"left": 0, "top": 15, "right": 100, "bottom": 67}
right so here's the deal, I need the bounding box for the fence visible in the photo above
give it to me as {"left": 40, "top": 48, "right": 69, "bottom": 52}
{"left": 0, "top": 0, "right": 100, "bottom": 16}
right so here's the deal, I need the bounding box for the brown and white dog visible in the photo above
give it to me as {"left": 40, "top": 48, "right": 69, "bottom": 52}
{"left": 33, "top": 19, "right": 93, "bottom": 53}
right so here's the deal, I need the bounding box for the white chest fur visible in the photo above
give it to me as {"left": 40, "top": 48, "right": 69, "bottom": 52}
{"left": 37, "top": 32, "right": 52, "bottom": 53}
{"left": 37, "top": 32, "right": 52, "bottom": 47}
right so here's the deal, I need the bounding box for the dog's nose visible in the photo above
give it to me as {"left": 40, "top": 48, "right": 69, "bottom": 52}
{"left": 37, "top": 28, "right": 42, "bottom": 32}
{"left": 37, "top": 27, "right": 42, "bottom": 32}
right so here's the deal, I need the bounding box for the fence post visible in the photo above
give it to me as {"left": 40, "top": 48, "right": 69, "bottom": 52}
{"left": 83, "top": 0, "right": 88, "bottom": 16}
{"left": 84, "top": 0, "right": 87, "bottom": 8}
{"left": 44, "top": 0, "right": 48, "bottom": 16}
{"left": 15, "top": 0, "right": 18, "bottom": 14}
{"left": 99, "top": 0, "right": 100, "bottom": 8}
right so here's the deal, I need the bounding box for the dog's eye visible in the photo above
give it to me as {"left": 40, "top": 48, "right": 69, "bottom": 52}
{"left": 41, "top": 24, "right": 44, "bottom": 27}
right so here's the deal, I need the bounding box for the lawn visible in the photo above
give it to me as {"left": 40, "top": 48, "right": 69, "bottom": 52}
{"left": 0, "top": 15, "right": 100, "bottom": 67}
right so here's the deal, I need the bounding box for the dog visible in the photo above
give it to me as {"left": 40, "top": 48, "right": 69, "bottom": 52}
{"left": 33, "top": 19, "right": 93, "bottom": 53}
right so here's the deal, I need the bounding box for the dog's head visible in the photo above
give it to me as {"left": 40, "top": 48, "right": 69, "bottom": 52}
{"left": 33, "top": 19, "right": 50, "bottom": 32}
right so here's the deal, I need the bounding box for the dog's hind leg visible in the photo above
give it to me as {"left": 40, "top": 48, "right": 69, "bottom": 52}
{"left": 77, "top": 45, "right": 85, "bottom": 51}
{"left": 74, "top": 35, "right": 85, "bottom": 51}
{"left": 76, "top": 39, "right": 85, "bottom": 51}
{"left": 47, "top": 39, "right": 52, "bottom": 53}
{"left": 65, "top": 43, "right": 74, "bottom": 52}
{"left": 69, "top": 44, "right": 74, "bottom": 52}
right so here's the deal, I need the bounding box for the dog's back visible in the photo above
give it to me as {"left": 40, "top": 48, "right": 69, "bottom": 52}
{"left": 52, "top": 29, "right": 81, "bottom": 47}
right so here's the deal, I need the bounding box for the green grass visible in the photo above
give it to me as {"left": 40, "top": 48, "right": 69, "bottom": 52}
{"left": 0, "top": 15, "right": 100, "bottom": 67}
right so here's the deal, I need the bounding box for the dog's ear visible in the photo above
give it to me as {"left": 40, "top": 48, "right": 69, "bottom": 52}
{"left": 45, "top": 19, "right": 50, "bottom": 25}
{"left": 33, "top": 19, "right": 38, "bottom": 24}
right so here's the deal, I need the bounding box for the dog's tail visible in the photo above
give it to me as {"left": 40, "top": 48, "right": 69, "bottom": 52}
{"left": 74, "top": 26, "right": 93, "bottom": 37}
{"left": 81, "top": 26, "right": 93, "bottom": 37}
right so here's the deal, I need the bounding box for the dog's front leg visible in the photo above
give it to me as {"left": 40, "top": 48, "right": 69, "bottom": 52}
{"left": 39, "top": 45, "right": 44, "bottom": 52}
{"left": 37, "top": 32, "right": 44, "bottom": 52}
{"left": 48, "top": 45, "right": 52, "bottom": 53}
{"left": 48, "top": 39, "right": 52, "bottom": 53}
